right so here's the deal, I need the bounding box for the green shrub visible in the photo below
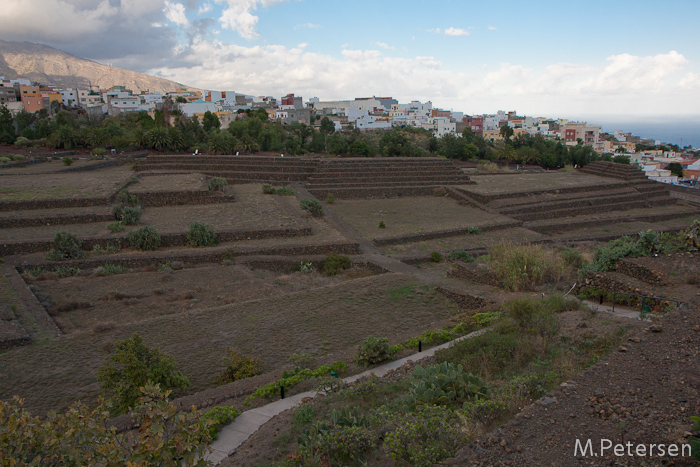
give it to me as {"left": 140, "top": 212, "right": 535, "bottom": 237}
{"left": 120, "top": 206, "right": 141, "bottom": 225}
{"left": 117, "top": 189, "right": 138, "bottom": 207}
{"left": 262, "top": 184, "right": 296, "bottom": 195}
{"left": 91, "top": 147, "right": 107, "bottom": 155}
{"left": 200, "top": 406, "right": 240, "bottom": 440}
{"left": 317, "top": 426, "right": 375, "bottom": 464}
{"left": 466, "top": 226, "right": 482, "bottom": 235}
{"left": 489, "top": 243, "right": 564, "bottom": 291}
{"left": 187, "top": 222, "right": 217, "bottom": 247}
{"left": 63, "top": 157, "right": 74, "bottom": 166}
{"left": 379, "top": 220, "right": 386, "bottom": 229}
{"left": 382, "top": 405, "right": 468, "bottom": 467}
{"left": 293, "top": 405, "right": 316, "bottom": 427}
{"left": 217, "top": 348, "right": 262, "bottom": 385}
{"left": 127, "top": 226, "right": 161, "bottom": 251}
{"left": 355, "top": 336, "right": 394, "bottom": 366}
{"left": 431, "top": 251, "right": 442, "bottom": 263}
{"left": 447, "top": 250, "right": 474, "bottom": 262}
{"left": 261, "top": 183, "right": 275, "bottom": 194}
{"left": 54, "top": 266, "right": 80, "bottom": 278}
{"left": 46, "top": 231, "right": 84, "bottom": 261}
{"left": 321, "top": 254, "right": 351, "bottom": 276}
{"left": 689, "top": 416, "right": 700, "bottom": 459}
{"left": 209, "top": 177, "right": 228, "bottom": 192}
{"left": 326, "top": 193, "right": 335, "bottom": 204}
{"left": 107, "top": 222, "right": 125, "bottom": 233}
{"left": 300, "top": 198, "right": 324, "bottom": 217}
{"left": 407, "top": 362, "right": 490, "bottom": 409}
{"left": 97, "top": 333, "right": 189, "bottom": 414}
{"left": 245, "top": 362, "right": 347, "bottom": 403}
{"left": 297, "top": 260, "right": 314, "bottom": 273}
{"left": 112, "top": 205, "right": 124, "bottom": 221}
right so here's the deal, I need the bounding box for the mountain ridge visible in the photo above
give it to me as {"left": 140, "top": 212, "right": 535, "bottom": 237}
{"left": 0, "top": 39, "right": 196, "bottom": 94}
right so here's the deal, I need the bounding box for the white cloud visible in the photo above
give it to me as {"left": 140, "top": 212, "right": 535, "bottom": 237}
{"left": 427, "top": 28, "right": 441, "bottom": 34}
{"left": 0, "top": 0, "right": 118, "bottom": 39}
{"left": 216, "top": 0, "right": 288, "bottom": 39}
{"left": 488, "top": 25, "right": 497, "bottom": 31}
{"left": 150, "top": 43, "right": 699, "bottom": 117}
{"left": 152, "top": 22, "right": 166, "bottom": 27}
{"left": 375, "top": 41, "right": 394, "bottom": 50}
{"left": 294, "top": 22, "right": 321, "bottom": 30}
{"left": 444, "top": 27, "right": 469, "bottom": 37}
{"left": 198, "top": 2, "right": 213, "bottom": 14}
{"left": 164, "top": 1, "right": 189, "bottom": 26}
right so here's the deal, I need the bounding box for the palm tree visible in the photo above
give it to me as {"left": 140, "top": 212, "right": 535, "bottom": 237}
{"left": 146, "top": 127, "right": 171, "bottom": 150}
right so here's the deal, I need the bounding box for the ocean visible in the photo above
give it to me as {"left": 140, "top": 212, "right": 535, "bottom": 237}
{"left": 577, "top": 116, "right": 700, "bottom": 150}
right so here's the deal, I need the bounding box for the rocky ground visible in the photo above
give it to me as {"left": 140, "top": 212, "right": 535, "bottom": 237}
{"left": 449, "top": 300, "right": 700, "bottom": 466}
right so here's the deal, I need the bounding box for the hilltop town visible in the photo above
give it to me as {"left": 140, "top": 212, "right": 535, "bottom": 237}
{"left": 1, "top": 76, "right": 699, "bottom": 186}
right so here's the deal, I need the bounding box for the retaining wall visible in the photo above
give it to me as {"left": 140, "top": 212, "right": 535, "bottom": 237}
{"left": 372, "top": 221, "right": 521, "bottom": 247}
{"left": 435, "top": 286, "right": 491, "bottom": 310}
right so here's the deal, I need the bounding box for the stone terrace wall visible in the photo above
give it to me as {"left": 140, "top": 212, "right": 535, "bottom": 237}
{"left": 0, "top": 226, "right": 313, "bottom": 257}
{"left": 446, "top": 261, "right": 502, "bottom": 287}
{"left": 615, "top": 259, "right": 666, "bottom": 285}
{"left": 0, "top": 197, "right": 110, "bottom": 212}
{"left": 0, "top": 213, "right": 114, "bottom": 229}
{"left": 15, "top": 241, "right": 361, "bottom": 273}
{"left": 0, "top": 304, "right": 31, "bottom": 350}
{"left": 435, "top": 286, "right": 491, "bottom": 311}
{"left": 372, "top": 221, "right": 521, "bottom": 247}
{"left": 134, "top": 191, "right": 236, "bottom": 207}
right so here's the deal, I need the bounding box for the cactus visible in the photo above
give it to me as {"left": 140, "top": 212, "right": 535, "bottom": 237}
{"left": 407, "top": 361, "right": 490, "bottom": 409}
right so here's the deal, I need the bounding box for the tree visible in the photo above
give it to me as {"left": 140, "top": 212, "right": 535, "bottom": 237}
{"left": 499, "top": 125, "right": 514, "bottom": 142}
{"left": 97, "top": 333, "right": 190, "bottom": 414}
{"left": 666, "top": 162, "right": 684, "bottom": 178}
{"left": 461, "top": 127, "right": 474, "bottom": 143}
{"left": 0, "top": 384, "right": 213, "bottom": 466}
{"left": 175, "top": 95, "right": 188, "bottom": 103}
{"left": 319, "top": 117, "right": 335, "bottom": 153}
{"left": 202, "top": 111, "right": 220, "bottom": 133}
{"left": 0, "top": 105, "right": 16, "bottom": 144}
{"left": 327, "top": 132, "right": 349, "bottom": 155}
{"left": 146, "top": 126, "right": 172, "bottom": 150}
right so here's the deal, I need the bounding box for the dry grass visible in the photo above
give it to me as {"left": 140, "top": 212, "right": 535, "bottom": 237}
{"left": 489, "top": 243, "right": 565, "bottom": 291}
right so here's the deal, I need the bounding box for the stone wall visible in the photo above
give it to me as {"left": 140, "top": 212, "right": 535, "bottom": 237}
{"left": 446, "top": 260, "right": 502, "bottom": 287}
{"left": 435, "top": 286, "right": 491, "bottom": 311}
{"left": 372, "top": 221, "right": 521, "bottom": 247}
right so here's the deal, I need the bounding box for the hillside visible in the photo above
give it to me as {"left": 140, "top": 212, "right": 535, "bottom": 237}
{"left": 0, "top": 39, "right": 194, "bottom": 94}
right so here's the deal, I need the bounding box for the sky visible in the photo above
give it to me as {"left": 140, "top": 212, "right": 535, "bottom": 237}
{"left": 2, "top": 0, "right": 700, "bottom": 120}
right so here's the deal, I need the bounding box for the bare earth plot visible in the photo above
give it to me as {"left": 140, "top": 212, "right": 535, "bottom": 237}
{"left": 550, "top": 216, "right": 699, "bottom": 240}
{"left": 0, "top": 273, "right": 457, "bottom": 415}
{"left": 329, "top": 196, "right": 513, "bottom": 240}
{"left": 140, "top": 185, "right": 303, "bottom": 233}
{"left": 0, "top": 158, "right": 107, "bottom": 175}
{"left": 27, "top": 263, "right": 378, "bottom": 335}
{"left": 129, "top": 173, "right": 207, "bottom": 192}
{"left": 0, "top": 166, "right": 133, "bottom": 201}
{"left": 464, "top": 172, "right": 618, "bottom": 195}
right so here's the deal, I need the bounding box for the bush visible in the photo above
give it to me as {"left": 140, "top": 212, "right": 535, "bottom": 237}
{"left": 107, "top": 222, "right": 125, "bottom": 233}
{"left": 447, "top": 250, "right": 474, "bottom": 262}
{"left": 217, "top": 348, "right": 262, "bottom": 385}
{"left": 91, "top": 147, "right": 107, "bottom": 155}
{"left": 63, "top": 157, "right": 74, "bottom": 166}
{"left": 355, "top": 336, "right": 394, "bottom": 366}
{"left": 431, "top": 251, "right": 442, "bottom": 263}
{"left": 466, "top": 226, "right": 482, "bottom": 235}
{"left": 689, "top": 416, "right": 700, "bottom": 459}
{"left": 97, "top": 333, "right": 190, "bottom": 414}
{"left": 489, "top": 243, "right": 564, "bottom": 291}
{"left": 0, "top": 384, "right": 212, "bottom": 466}
{"left": 200, "top": 406, "right": 240, "bottom": 440}
{"left": 407, "top": 361, "right": 490, "bottom": 409}
{"left": 47, "top": 231, "right": 84, "bottom": 261}
{"left": 127, "top": 226, "right": 161, "bottom": 251}
{"left": 262, "top": 184, "right": 296, "bottom": 196}
{"left": 326, "top": 193, "right": 335, "bottom": 204}
{"left": 209, "top": 177, "right": 228, "bottom": 192}
{"left": 379, "top": 220, "right": 386, "bottom": 229}
{"left": 119, "top": 206, "right": 141, "bottom": 225}
{"left": 261, "top": 183, "right": 275, "bottom": 194}
{"left": 300, "top": 198, "right": 324, "bottom": 217}
{"left": 94, "top": 263, "right": 129, "bottom": 276}
{"left": 321, "top": 254, "right": 351, "bottom": 276}
{"left": 382, "top": 405, "right": 468, "bottom": 467}
{"left": 317, "top": 426, "right": 375, "bottom": 464}
{"left": 117, "top": 189, "right": 138, "bottom": 207}
{"left": 187, "top": 222, "right": 217, "bottom": 247}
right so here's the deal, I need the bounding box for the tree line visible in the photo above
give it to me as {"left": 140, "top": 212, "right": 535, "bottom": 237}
{"left": 0, "top": 104, "right": 678, "bottom": 167}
